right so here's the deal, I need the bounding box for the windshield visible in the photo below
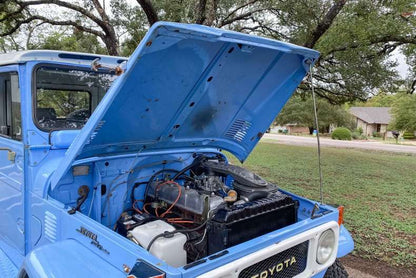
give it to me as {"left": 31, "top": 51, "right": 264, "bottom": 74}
{"left": 34, "top": 66, "right": 118, "bottom": 130}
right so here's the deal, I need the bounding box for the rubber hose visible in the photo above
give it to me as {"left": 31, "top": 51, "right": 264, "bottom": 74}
{"left": 246, "top": 191, "right": 269, "bottom": 201}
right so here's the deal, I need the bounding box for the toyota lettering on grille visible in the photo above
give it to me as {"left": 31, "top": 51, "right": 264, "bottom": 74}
{"left": 250, "top": 256, "right": 297, "bottom": 278}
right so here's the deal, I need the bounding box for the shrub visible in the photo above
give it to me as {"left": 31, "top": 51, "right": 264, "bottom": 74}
{"left": 331, "top": 127, "right": 352, "bottom": 140}
{"left": 372, "top": 131, "right": 381, "bottom": 138}
{"left": 403, "top": 131, "right": 415, "bottom": 140}
{"left": 352, "top": 129, "right": 367, "bottom": 140}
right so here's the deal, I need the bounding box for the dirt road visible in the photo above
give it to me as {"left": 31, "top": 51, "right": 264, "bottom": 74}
{"left": 262, "top": 134, "right": 416, "bottom": 154}
{"left": 345, "top": 266, "right": 377, "bottom": 278}
{"left": 341, "top": 256, "right": 415, "bottom": 278}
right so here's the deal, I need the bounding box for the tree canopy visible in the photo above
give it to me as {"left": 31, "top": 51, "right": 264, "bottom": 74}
{"left": 390, "top": 92, "right": 416, "bottom": 132}
{"left": 349, "top": 91, "right": 398, "bottom": 107}
{"left": 1, "top": 0, "right": 416, "bottom": 104}
{"left": 275, "top": 95, "right": 354, "bottom": 133}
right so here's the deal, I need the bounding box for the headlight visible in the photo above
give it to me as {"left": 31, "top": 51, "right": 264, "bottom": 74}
{"left": 316, "top": 229, "right": 336, "bottom": 264}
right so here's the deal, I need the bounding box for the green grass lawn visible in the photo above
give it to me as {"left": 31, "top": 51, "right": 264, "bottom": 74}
{"left": 227, "top": 142, "right": 416, "bottom": 269}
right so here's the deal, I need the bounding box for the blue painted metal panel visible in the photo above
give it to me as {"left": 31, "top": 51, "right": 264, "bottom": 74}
{"left": 50, "top": 21, "right": 319, "bottom": 189}
{"left": 0, "top": 49, "right": 126, "bottom": 67}
{"left": 337, "top": 224, "right": 354, "bottom": 258}
{"left": 0, "top": 138, "right": 24, "bottom": 253}
{"left": 23, "top": 239, "right": 125, "bottom": 278}
{"left": 0, "top": 239, "right": 24, "bottom": 274}
{"left": 0, "top": 247, "right": 18, "bottom": 278}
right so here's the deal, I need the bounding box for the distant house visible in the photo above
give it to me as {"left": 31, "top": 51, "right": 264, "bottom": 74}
{"left": 285, "top": 124, "right": 310, "bottom": 134}
{"left": 273, "top": 124, "right": 310, "bottom": 134}
{"left": 349, "top": 107, "right": 392, "bottom": 136}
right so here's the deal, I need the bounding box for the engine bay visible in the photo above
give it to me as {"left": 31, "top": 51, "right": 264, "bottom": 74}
{"left": 113, "top": 155, "right": 299, "bottom": 266}
{"left": 49, "top": 153, "right": 300, "bottom": 267}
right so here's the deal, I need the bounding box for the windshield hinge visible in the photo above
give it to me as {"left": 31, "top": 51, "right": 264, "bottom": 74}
{"left": 91, "top": 58, "right": 124, "bottom": 76}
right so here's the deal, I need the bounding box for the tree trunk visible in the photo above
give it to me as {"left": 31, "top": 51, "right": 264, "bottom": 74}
{"left": 195, "top": 0, "right": 208, "bottom": 24}
{"left": 103, "top": 36, "right": 119, "bottom": 56}
{"left": 136, "top": 0, "right": 159, "bottom": 26}
{"left": 91, "top": 0, "right": 119, "bottom": 56}
{"left": 104, "top": 25, "right": 119, "bottom": 55}
{"left": 204, "top": 0, "right": 217, "bottom": 26}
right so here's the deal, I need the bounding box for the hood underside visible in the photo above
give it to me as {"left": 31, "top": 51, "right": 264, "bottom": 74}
{"left": 50, "top": 22, "right": 319, "bottom": 189}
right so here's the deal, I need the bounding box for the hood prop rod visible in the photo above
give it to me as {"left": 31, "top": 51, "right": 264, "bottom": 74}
{"left": 307, "top": 61, "right": 324, "bottom": 205}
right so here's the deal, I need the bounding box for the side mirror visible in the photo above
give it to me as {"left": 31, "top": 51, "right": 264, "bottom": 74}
{"left": 50, "top": 130, "right": 80, "bottom": 149}
{"left": 0, "top": 148, "right": 16, "bottom": 162}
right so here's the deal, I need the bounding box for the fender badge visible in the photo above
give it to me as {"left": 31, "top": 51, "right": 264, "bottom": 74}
{"left": 76, "top": 226, "right": 110, "bottom": 254}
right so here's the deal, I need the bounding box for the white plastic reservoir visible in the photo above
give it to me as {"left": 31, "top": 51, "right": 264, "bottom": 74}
{"left": 129, "top": 220, "right": 187, "bottom": 267}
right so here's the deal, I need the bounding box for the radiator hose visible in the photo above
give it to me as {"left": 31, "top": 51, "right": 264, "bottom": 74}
{"left": 246, "top": 191, "right": 269, "bottom": 201}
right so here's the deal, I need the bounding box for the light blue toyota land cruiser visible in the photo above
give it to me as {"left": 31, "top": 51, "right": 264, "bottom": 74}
{"left": 0, "top": 22, "right": 353, "bottom": 278}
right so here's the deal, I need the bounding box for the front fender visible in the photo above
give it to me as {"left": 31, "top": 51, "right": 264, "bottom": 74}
{"left": 20, "top": 239, "right": 125, "bottom": 278}
{"left": 337, "top": 224, "right": 354, "bottom": 258}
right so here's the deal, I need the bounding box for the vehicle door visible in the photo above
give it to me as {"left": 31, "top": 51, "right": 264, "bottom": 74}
{"left": 0, "top": 69, "right": 24, "bottom": 254}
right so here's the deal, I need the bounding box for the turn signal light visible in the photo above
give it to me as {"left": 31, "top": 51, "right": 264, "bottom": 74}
{"left": 338, "top": 206, "right": 344, "bottom": 226}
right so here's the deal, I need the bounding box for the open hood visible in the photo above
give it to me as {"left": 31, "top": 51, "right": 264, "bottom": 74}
{"left": 50, "top": 22, "right": 319, "bottom": 189}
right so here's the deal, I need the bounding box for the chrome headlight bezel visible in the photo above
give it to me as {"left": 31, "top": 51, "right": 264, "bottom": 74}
{"left": 316, "top": 228, "right": 336, "bottom": 264}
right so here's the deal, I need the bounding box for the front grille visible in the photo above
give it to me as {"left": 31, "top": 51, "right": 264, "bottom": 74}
{"left": 239, "top": 241, "right": 309, "bottom": 278}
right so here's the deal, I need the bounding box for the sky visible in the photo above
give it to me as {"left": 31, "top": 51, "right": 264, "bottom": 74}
{"left": 393, "top": 51, "right": 410, "bottom": 78}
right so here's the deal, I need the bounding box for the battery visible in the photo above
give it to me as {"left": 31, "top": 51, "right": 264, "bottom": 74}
{"left": 116, "top": 213, "right": 153, "bottom": 236}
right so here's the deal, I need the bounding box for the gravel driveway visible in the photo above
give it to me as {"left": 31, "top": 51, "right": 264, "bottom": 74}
{"left": 262, "top": 134, "right": 416, "bottom": 154}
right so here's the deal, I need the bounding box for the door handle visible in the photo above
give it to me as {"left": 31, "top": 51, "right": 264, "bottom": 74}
{"left": 0, "top": 148, "right": 16, "bottom": 162}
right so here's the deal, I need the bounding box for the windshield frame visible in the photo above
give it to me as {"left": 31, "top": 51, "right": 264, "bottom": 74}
{"left": 32, "top": 63, "right": 117, "bottom": 133}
